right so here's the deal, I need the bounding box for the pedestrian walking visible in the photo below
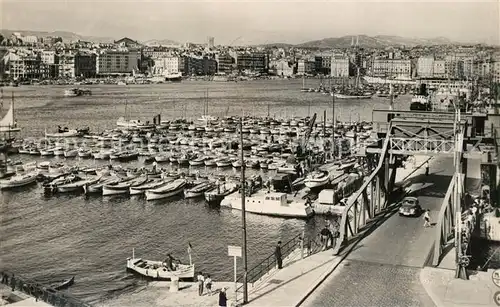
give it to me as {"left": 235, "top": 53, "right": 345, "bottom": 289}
{"left": 423, "top": 209, "right": 431, "bottom": 227}
{"left": 218, "top": 287, "right": 228, "bottom": 307}
{"left": 205, "top": 274, "right": 212, "bottom": 296}
{"left": 425, "top": 162, "right": 429, "bottom": 176}
{"left": 275, "top": 241, "right": 283, "bottom": 269}
{"left": 197, "top": 271, "right": 205, "bottom": 296}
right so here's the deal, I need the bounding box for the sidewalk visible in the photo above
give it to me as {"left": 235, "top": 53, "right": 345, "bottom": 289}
{"left": 420, "top": 267, "right": 498, "bottom": 307}
{"left": 244, "top": 249, "right": 342, "bottom": 307}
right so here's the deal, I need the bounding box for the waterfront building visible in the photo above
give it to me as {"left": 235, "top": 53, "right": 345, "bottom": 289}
{"left": 296, "top": 59, "right": 315, "bottom": 75}
{"left": 0, "top": 49, "right": 8, "bottom": 79}
{"left": 142, "top": 47, "right": 172, "bottom": 59}
{"left": 236, "top": 52, "right": 268, "bottom": 73}
{"left": 216, "top": 53, "right": 234, "bottom": 73}
{"left": 444, "top": 55, "right": 464, "bottom": 79}
{"left": 314, "top": 53, "right": 331, "bottom": 75}
{"left": 5, "top": 53, "right": 53, "bottom": 80}
{"left": 493, "top": 58, "right": 500, "bottom": 84}
{"left": 372, "top": 58, "right": 412, "bottom": 79}
{"left": 184, "top": 56, "right": 217, "bottom": 75}
{"left": 41, "top": 50, "right": 56, "bottom": 65}
{"left": 275, "top": 59, "right": 294, "bottom": 77}
{"left": 74, "top": 52, "right": 97, "bottom": 78}
{"left": 330, "top": 54, "right": 350, "bottom": 78}
{"left": 96, "top": 49, "right": 139, "bottom": 75}
{"left": 153, "top": 57, "right": 182, "bottom": 75}
{"left": 57, "top": 52, "right": 75, "bottom": 78}
{"left": 417, "top": 56, "right": 435, "bottom": 78}
{"left": 433, "top": 60, "right": 446, "bottom": 78}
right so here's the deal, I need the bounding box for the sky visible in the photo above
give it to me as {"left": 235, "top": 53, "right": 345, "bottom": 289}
{"left": 1, "top": 0, "right": 499, "bottom": 45}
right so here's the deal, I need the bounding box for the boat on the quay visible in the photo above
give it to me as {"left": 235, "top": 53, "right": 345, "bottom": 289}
{"left": 126, "top": 249, "right": 195, "bottom": 280}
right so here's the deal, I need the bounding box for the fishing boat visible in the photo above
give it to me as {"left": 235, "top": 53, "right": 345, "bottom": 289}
{"left": 304, "top": 170, "right": 330, "bottom": 189}
{"left": 215, "top": 158, "right": 232, "bottom": 168}
{"left": 84, "top": 176, "right": 120, "bottom": 194}
{"left": 102, "top": 176, "right": 148, "bottom": 196}
{"left": 49, "top": 276, "right": 75, "bottom": 290}
{"left": 184, "top": 181, "right": 214, "bottom": 199}
{"left": 204, "top": 182, "right": 239, "bottom": 205}
{"left": 220, "top": 190, "right": 314, "bottom": 218}
{"left": 129, "top": 178, "right": 173, "bottom": 195}
{"left": 145, "top": 178, "right": 186, "bottom": 201}
{"left": 0, "top": 172, "right": 37, "bottom": 189}
{"left": 126, "top": 250, "right": 194, "bottom": 280}
{"left": 57, "top": 176, "right": 100, "bottom": 193}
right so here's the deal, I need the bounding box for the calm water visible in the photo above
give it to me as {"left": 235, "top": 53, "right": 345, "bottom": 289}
{"left": 0, "top": 79, "right": 497, "bottom": 304}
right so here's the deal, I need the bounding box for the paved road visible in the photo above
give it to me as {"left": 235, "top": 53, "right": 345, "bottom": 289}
{"left": 302, "top": 157, "right": 456, "bottom": 307}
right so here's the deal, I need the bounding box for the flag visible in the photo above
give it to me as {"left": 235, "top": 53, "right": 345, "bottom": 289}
{"left": 188, "top": 242, "right": 193, "bottom": 254}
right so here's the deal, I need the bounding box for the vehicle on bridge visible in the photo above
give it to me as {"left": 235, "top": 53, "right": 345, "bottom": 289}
{"left": 398, "top": 196, "right": 423, "bottom": 217}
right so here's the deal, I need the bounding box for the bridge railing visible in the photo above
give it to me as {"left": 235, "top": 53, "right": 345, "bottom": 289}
{"left": 432, "top": 173, "right": 457, "bottom": 266}
{"left": 0, "top": 271, "right": 91, "bottom": 307}
{"left": 332, "top": 124, "right": 392, "bottom": 255}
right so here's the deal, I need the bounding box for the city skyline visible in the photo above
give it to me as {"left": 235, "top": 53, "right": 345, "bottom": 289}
{"left": 1, "top": 0, "right": 499, "bottom": 46}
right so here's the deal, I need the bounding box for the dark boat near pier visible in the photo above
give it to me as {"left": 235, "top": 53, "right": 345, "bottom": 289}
{"left": 49, "top": 276, "right": 75, "bottom": 290}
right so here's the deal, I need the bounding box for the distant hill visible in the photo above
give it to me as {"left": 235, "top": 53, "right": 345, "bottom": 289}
{"left": 0, "top": 29, "right": 115, "bottom": 43}
{"left": 255, "top": 43, "right": 295, "bottom": 48}
{"left": 142, "top": 39, "right": 180, "bottom": 46}
{"left": 295, "top": 35, "right": 457, "bottom": 48}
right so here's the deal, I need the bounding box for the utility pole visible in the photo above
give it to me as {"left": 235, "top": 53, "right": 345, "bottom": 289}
{"left": 239, "top": 118, "right": 249, "bottom": 303}
{"left": 331, "top": 89, "right": 335, "bottom": 159}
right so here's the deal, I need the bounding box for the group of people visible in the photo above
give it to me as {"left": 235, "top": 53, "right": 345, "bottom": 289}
{"left": 197, "top": 272, "right": 229, "bottom": 306}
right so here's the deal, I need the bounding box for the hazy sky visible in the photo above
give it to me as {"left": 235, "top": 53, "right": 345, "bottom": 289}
{"left": 1, "top": 0, "right": 499, "bottom": 45}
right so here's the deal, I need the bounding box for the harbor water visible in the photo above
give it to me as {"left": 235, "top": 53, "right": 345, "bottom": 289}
{"left": 1, "top": 79, "right": 498, "bottom": 304}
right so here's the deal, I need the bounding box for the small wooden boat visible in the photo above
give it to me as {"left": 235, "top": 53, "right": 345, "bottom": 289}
{"left": 50, "top": 276, "right": 75, "bottom": 290}
{"left": 145, "top": 178, "right": 186, "bottom": 201}
{"left": 126, "top": 250, "right": 194, "bottom": 280}
{"left": 0, "top": 172, "right": 38, "bottom": 189}
{"left": 184, "top": 181, "right": 214, "bottom": 199}
{"left": 304, "top": 170, "right": 330, "bottom": 189}
{"left": 204, "top": 182, "right": 239, "bottom": 205}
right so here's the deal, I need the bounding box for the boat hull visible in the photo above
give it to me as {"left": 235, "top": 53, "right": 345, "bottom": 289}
{"left": 126, "top": 258, "right": 194, "bottom": 280}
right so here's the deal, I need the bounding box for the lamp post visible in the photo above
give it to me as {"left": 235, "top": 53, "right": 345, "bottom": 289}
{"left": 239, "top": 118, "right": 248, "bottom": 303}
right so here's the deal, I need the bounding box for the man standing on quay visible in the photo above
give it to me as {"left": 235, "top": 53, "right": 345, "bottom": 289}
{"left": 275, "top": 241, "right": 283, "bottom": 269}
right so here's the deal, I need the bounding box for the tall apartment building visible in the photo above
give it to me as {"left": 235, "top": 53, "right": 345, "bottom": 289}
{"left": 236, "top": 53, "right": 268, "bottom": 73}
{"left": 314, "top": 54, "right": 331, "bottom": 75}
{"left": 296, "top": 59, "right": 315, "bottom": 75}
{"left": 57, "top": 53, "right": 75, "bottom": 78}
{"left": 372, "top": 58, "right": 411, "bottom": 79}
{"left": 75, "top": 52, "right": 97, "bottom": 78}
{"left": 184, "top": 56, "right": 217, "bottom": 75}
{"left": 153, "top": 57, "right": 182, "bottom": 75}
{"left": 96, "top": 50, "right": 139, "bottom": 75}
{"left": 207, "top": 37, "right": 215, "bottom": 49}
{"left": 417, "top": 56, "right": 435, "bottom": 78}
{"left": 330, "top": 54, "right": 350, "bottom": 78}
{"left": 216, "top": 53, "right": 234, "bottom": 73}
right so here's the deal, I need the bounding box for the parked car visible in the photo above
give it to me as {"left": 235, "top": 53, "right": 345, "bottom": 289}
{"left": 398, "top": 196, "right": 422, "bottom": 217}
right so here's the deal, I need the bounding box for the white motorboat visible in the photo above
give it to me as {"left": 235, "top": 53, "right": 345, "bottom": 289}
{"left": 145, "top": 179, "right": 186, "bottom": 201}
{"left": 126, "top": 257, "right": 194, "bottom": 280}
{"left": 0, "top": 172, "right": 38, "bottom": 189}
{"left": 184, "top": 181, "right": 214, "bottom": 199}
{"left": 220, "top": 190, "right": 314, "bottom": 218}
{"left": 304, "top": 170, "right": 330, "bottom": 189}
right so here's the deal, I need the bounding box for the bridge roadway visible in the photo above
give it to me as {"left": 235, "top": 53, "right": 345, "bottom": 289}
{"left": 302, "top": 157, "right": 457, "bottom": 307}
